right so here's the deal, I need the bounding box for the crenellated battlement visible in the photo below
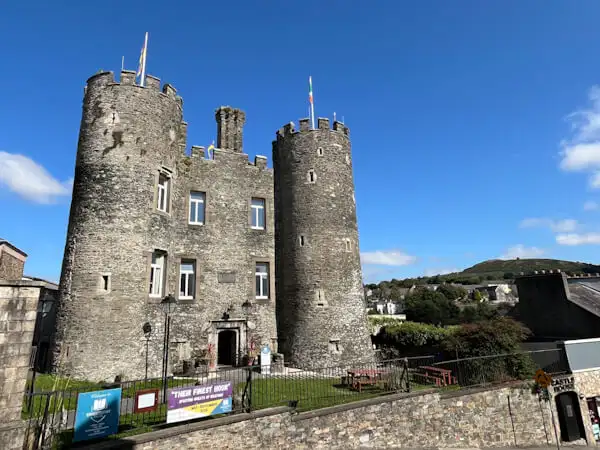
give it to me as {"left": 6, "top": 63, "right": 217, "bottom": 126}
{"left": 276, "top": 117, "right": 350, "bottom": 139}
{"left": 84, "top": 70, "right": 183, "bottom": 109}
{"left": 181, "top": 147, "right": 271, "bottom": 172}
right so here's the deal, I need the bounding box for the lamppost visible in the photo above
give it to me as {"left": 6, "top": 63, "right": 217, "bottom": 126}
{"left": 142, "top": 322, "right": 152, "bottom": 382}
{"left": 160, "top": 294, "right": 177, "bottom": 403}
{"left": 241, "top": 300, "right": 253, "bottom": 365}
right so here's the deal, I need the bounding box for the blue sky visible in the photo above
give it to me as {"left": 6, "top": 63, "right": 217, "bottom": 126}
{"left": 3, "top": 1, "right": 600, "bottom": 283}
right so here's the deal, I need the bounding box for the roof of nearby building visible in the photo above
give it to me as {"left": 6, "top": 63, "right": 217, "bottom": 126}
{"left": 567, "top": 279, "right": 600, "bottom": 317}
{"left": 0, "top": 238, "right": 28, "bottom": 257}
{"left": 22, "top": 275, "right": 59, "bottom": 289}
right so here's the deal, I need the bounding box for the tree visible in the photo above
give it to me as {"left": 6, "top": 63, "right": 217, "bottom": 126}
{"left": 442, "top": 318, "right": 534, "bottom": 385}
{"left": 437, "top": 284, "right": 467, "bottom": 301}
{"left": 404, "top": 288, "right": 460, "bottom": 326}
{"left": 472, "top": 290, "right": 483, "bottom": 302}
{"left": 460, "top": 302, "right": 499, "bottom": 323}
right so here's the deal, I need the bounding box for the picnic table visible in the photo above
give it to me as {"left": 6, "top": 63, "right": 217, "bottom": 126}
{"left": 344, "top": 369, "right": 389, "bottom": 392}
{"left": 415, "top": 366, "right": 456, "bottom": 386}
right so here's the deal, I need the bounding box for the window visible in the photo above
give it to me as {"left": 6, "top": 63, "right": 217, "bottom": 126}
{"left": 308, "top": 170, "right": 316, "bottom": 183}
{"left": 179, "top": 260, "right": 196, "bottom": 300}
{"left": 299, "top": 235, "right": 305, "bottom": 246}
{"left": 329, "top": 339, "right": 341, "bottom": 353}
{"left": 345, "top": 239, "right": 351, "bottom": 252}
{"left": 251, "top": 198, "right": 266, "bottom": 230}
{"left": 149, "top": 251, "right": 166, "bottom": 297}
{"left": 157, "top": 173, "right": 170, "bottom": 213}
{"left": 189, "top": 191, "right": 206, "bottom": 225}
{"left": 255, "top": 262, "right": 269, "bottom": 299}
{"left": 317, "top": 147, "right": 324, "bottom": 156}
{"left": 98, "top": 273, "right": 111, "bottom": 293}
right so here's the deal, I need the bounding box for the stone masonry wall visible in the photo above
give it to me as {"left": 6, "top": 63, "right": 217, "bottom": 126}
{"left": 0, "top": 282, "right": 39, "bottom": 450}
{"left": 53, "top": 71, "right": 276, "bottom": 381}
{"left": 0, "top": 251, "right": 25, "bottom": 281}
{"left": 85, "top": 383, "right": 564, "bottom": 450}
{"left": 273, "top": 118, "right": 373, "bottom": 369}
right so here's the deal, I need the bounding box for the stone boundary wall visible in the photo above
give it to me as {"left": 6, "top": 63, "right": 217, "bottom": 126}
{"left": 0, "top": 281, "right": 40, "bottom": 450}
{"left": 81, "top": 382, "right": 566, "bottom": 450}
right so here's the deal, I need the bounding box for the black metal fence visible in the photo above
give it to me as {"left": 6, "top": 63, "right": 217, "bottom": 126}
{"left": 21, "top": 348, "right": 569, "bottom": 449}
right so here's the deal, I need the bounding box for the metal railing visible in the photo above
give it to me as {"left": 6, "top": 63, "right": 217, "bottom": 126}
{"left": 21, "top": 348, "right": 569, "bottom": 448}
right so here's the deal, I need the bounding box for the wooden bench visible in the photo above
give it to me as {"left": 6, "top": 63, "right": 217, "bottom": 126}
{"left": 346, "top": 369, "right": 390, "bottom": 392}
{"left": 415, "top": 366, "right": 456, "bottom": 386}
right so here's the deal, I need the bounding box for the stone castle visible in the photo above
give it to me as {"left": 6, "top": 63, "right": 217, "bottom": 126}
{"left": 51, "top": 70, "right": 373, "bottom": 381}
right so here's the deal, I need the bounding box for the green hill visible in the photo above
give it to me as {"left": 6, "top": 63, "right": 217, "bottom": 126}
{"left": 461, "top": 258, "right": 600, "bottom": 278}
{"left": 366, "top": 258, "right": 600, "bottom": 289}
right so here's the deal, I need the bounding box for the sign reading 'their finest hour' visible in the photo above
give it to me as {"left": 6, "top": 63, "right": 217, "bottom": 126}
{"left": 166, "top": 381, "right": 233, "bottom": 424}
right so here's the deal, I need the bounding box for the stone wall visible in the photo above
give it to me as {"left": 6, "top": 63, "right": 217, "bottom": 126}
{"left": 84, "top": 383, "right": 570, "bottom": 450}
{"left": 0, "top": 281, "right": 40, "bottom": 450}
{"left": 0, "top": 244, "right": 26, "bottom": 281}
{"left": 53, "top": 71, "right": 276, "bottom": 382}
{"left": 273, "top": 118, "right": 373, "bottom": 369}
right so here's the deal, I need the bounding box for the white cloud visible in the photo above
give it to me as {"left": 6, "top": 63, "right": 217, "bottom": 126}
{"left": 423, "top": 268, "right": 460, "bottom": 277}
{"left": 559, "top": 86, "right": 600, "bottom": 188}
{"left": 500, "top": 245, "right": 545, "bottom": 260}
{"left": 584, "top": 201, "right": 599, "bottom": 211}
{"left": 0, "top": 151, "right": 72, "bottom": 204}
{"left": 519, "top": 217, "right": 578, "bottom": 233}
{"left": 360, "top": 250, "right": 417, "bottom": 266}
{"left": 556, "top": 232, "right": 600, "bottom": 246}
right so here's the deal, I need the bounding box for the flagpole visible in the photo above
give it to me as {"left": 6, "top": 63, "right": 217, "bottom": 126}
{"left": 140, "top": 32, "right": 149, "bottom": 87}
{"left": 309, "top": 76, "right": 315, "bottom": 130}
{"left": 121, "top": 56, "right": 124, "bottom": 71}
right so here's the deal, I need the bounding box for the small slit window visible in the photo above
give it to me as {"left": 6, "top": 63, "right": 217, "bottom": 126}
{"left": 345, "top": 239, "right": 351, "bottom": 252}
{"left": 307, "top": 170, "right": 316, "bottom": 184}
{"left": 299, "top": 235, "right": 305, "bottom": 247}
{"left": 99, "top": 273, "right": 111, "bottom": 293}
{"left": 328, "top": 339, "right": 341, "bottom": 353}
{"left": 317, "top": 147, "right": 324, "bottom": 156}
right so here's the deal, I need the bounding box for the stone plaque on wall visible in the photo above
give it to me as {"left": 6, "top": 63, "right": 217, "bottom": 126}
{"left": 218, "top": 272, "right": 236, "bottom": 283}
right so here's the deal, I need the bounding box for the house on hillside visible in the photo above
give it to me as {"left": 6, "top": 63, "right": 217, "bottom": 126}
{"left": 516, "top": 271, "right": 600, "bottom": 340}
{"left": 474, "top": 283, "right": 517, "bottom": 303}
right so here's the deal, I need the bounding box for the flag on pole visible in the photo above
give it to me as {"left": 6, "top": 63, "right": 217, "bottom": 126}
{"left": 137, "top": 32, "right": 149, "bottom": 86}
{"left": 308, "top": 76, "right": 315, "bottom": 129}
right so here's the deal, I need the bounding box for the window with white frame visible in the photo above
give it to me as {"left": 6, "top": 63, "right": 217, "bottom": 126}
{"left": 157, "top": 173, "right": 170, "bottom": 213}
{"left": 251, "top": 198, "right": 266, "bottom": 229}
{"left": 255, "top": 262, "right": 269, "bottom": 299}
{"left": 179, "top": 260, "right": 196, "bottom": 300}
{"left": 189, "top": 191, "right": 206, "bottom": 225}
{"left": 149, "top": 251, "right": 166, "bottom": 297}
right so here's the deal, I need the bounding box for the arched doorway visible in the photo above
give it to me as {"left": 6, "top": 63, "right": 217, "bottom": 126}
{"left": 555, "top": 391, "right": 586, "bottom": 442}
{"left": 217, "top": 330, "right": 237, "bottom": 366}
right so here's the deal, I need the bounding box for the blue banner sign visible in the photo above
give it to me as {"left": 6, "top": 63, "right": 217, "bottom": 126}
{"left": 74, "top": 387, "right": 122, "bottom": 442}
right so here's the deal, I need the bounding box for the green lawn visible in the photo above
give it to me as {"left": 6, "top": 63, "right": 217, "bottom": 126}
{"left": 27, "top": 374, "right": 101, "bottom": 393}
{"left": 242, "top": 376, "right": 394, "bottom": 412}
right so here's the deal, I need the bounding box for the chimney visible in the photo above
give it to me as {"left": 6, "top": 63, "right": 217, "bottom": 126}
{"left": 215, "top": 106, "right": 246, "bottom": 153}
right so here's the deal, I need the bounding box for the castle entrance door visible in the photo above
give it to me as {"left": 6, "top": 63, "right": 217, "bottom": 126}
{"left": 217, "top": 329, "right": 237, "bottom": 366}
{"left": 556, "top": 391, "right": 586, "bottom": 442}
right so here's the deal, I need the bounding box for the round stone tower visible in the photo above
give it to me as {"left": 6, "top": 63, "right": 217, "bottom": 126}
{"left": 52, "top": 70, "right": 186, "bottom": 380}
{"left": 273, "top": 117, "right": 374, "bottom": 369}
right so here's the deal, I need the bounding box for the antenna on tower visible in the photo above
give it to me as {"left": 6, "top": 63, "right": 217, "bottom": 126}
{"left": 333, "top": 112, "right": 337, "bottom": 122}
{"left": 121, "top": 56, "right": 124, "bottom": 71}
